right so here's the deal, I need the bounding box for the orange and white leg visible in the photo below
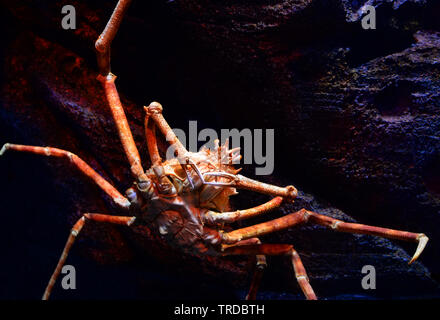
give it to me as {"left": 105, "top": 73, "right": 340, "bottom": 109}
{"left": 144, "top": 102, "right": 188, "bottom": 158}
{"left": 144, "top": 107, "right": 161, "bottom": 167}
{"left": 222, "top": 209, "right": 428, "bottom": 264}
{"left": 306, "top": 211, "right": 429, "bottom": 264}
{"left": 228, "top": 175, "right": 298, "bottom": 200}
{"left": 0, "top": 144, "right": 130, "bottom": 209}
{"left": 95, "top": 0, "right": 132, "bottom": 76}
{"left": 223, "top": 243, "right": 317, "bottom": 300}
{"left": 223, "top": 238, "right": 267, "bottom": 300}
{"left": 97, "top": 72, "right": 145, "bottom": 179}
{"left": 202, "top": 197, "right": 283, "bottom": 224}
{"left": 186, "top": 168, "right": 298, "bottom": 201}
{"left": 42, "top": 213, "right": 136, "bottom": 300}
{"left": 95, "top": 0, "right": 145, "bottom": 180}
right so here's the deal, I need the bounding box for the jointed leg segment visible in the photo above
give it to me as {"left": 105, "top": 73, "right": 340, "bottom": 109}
{"left": 42, "top": 213, "right": 135, "bottom": 300}
{"left": 0, "top": 144, "right": 130, "bottom": 208}
{"left": 307, "top": 213, "right": 429, "bottom": 264}
{"left": 95, "top": 0, "right": 132, "bottom": 76}
{"left": 229, "top": 175, "right": 298, "bottom": 200}
{"left": 223, "top": 243, "right": 317, "bottom": 300}
{"left": 223, "top": 238, "right": 267, "bottom": 300}
{"left": 95, "top": 0, "right": 146, "bottom": 181}
{"left": 97, "top": 73, "right": 145, "bottom": 179}
{"left": 190, "top": 168, "right": 299, "bottom": 200}
{"left": 95, "top": 2, "right": 188, "bottom": 180}
{"left": 223, "top": 209, "right": 428, "bottom": 264}
{"left": 203, "top": 196, "right": 283, "bottom": 224}
{"left": 144, "top": 108, "right": 162, "bottom": 166}
{"left": 144, "top": 102, "right": 188, "bottom": 158}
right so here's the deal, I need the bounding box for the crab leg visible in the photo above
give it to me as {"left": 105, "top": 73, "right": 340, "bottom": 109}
{"left": 42, "top": 213, "right": 135, "bottom": 300}
{"left": 144, "top": 102, "right": 188, "bottom": 158}
{"left": 95, "top": 0, "right": 145, "bottom": 180}
{"left": 97, "top": 73, "right": 144, "bottom": 179}
{"left": 95, "top": 0, "right": 132, "bottom": 76}
{"left": 223, "top": 243, "right": 317, "bottom": 300}
{"left": 222, "top": 209, "right": 306, "bottom": 243}
{"left": 0, "top": 144, "right": 130, "bottom": 209}
{"left": 142, "top": 106, "right": 179, "bottom": 195}
{"left": 306, "top": 211, "right": 429, "bottom": 264}
{"left": 230, "top": 175, "right": 298, "bottom": 200}
{"left": 203, "top": 197, "right": 283, "bottom": 224}
{"left": 222, "top": 238, "right": 267, "bottom": 300}
{"left": 144, "top": 108, "right": 161, "bottom": 166}
{"left": 198, "top": 172, "right": 298, "bottom": 201}
{"left": 222, "top": 209, "right": 428, "bottom": 264}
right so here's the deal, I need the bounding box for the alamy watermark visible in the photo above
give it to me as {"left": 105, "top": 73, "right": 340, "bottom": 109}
{"left": 165, "top": 121, "right": 275, "bottom": 176}
{"left": 361, "top": 265, "right": 376, "bottom": 290}
{"left": 361, "top": 5, "right": 376, "bottom": 30}
{"left": 61, "top": 5, "right": 76, "bottom": 30}
{"left": 61, "top": 265, "right": 76, "bottom": 290}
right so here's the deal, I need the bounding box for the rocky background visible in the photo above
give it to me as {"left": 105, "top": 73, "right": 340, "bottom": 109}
{"left": 0, "top": 0, "right": 439, "bottom": 299}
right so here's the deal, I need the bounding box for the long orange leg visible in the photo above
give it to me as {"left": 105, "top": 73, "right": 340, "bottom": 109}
{"left": 306, "top": 211, "right": 429, "bottom": 264}
{"left": 42, "top": 213, "right": 136, "bottom": 300}
{"left": 223, "top": 243, "right": 317, "bottom": 300}
{"left": 144, "top": 108, "right": 161, "bottom": 167}
{"left": 95, "top": 0, "right": 146, "bottom": 180}
{"left": 184, "top": 165, "right": 298, "bottom": 201}
{"left": 223, "top": 238, "right": 267, "bottom": 300}
{"left": 222, "top": 209, "right": 428, "bottom": 264}
{"left": 228, "top": 175, "right": 298, "bottom": 200}
{"left": 144, "top": 102, "right": 188, "bottom": 158}
{"left": 222, "top": 209, "right": 306, "bottom": 243}
{"left": 0, "top": 144, "right": 130, "bottom": 208}
{"left": 142, "top": 106, "right": 179, "bottom": 195}
{"left": 95, "top": 0, "right": 132, "bottom": 76}
{"left": 98, "top": 73, "right": 144, "bottom": 179}
{"left": 143, "top": 103, "right": 190, "bottom": 195}
{"left": 202, "top": 197, "right": 283, "bottom": 224}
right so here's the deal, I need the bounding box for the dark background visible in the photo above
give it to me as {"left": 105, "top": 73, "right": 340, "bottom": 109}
{"left": 0, "top": 0, "right": 439, "bottom": 299}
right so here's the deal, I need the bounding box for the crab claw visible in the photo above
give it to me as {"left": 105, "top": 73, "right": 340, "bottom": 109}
{"left": 409, "top": 233, "right": 429, "bottom": 264}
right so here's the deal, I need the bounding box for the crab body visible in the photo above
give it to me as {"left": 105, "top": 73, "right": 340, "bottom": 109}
{"left": 127, "top": 145, "right": 241, "bottom": 257}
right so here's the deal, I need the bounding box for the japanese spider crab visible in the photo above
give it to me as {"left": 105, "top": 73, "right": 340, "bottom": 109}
{"left": 0, "top": 0, "right": 429, "bottom": 300}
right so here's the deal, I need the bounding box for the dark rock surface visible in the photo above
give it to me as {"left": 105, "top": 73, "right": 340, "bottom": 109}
{"left": 0, "top": 0, "right": 439, "bottom": 299}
